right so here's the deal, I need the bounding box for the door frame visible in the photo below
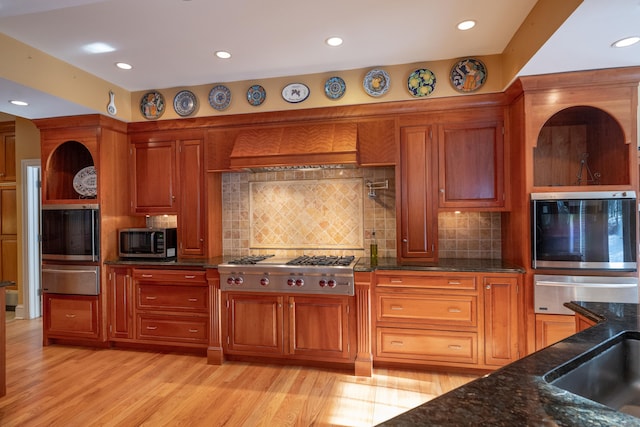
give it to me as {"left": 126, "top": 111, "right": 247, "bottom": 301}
{"left": 18, "top": 159, "right": 41, "bottom": 319}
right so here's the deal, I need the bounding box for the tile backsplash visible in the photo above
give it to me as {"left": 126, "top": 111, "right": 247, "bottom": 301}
{"left": 217, "top": 167, "right": 501, "bottom": 260}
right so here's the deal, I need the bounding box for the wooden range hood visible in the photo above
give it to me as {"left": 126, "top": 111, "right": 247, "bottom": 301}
{"left": 229, "top": 122, "right": 358, "bottom": 170}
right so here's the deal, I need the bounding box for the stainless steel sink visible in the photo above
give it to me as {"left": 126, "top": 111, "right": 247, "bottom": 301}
{"left": 545, "top": 331, "right": 640, "bottom": 418}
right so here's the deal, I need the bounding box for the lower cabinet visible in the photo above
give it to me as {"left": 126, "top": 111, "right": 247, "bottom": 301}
{"left": 107, "top": 266, "right": 209, "bottom": 349}
{"left": 224, "top": 292, "right": 354, "bottom": 362}
{"left": 535, "top": 314, "right": 576, "bottom": 350}
{"left": 43, "top": 294, "right": 100, "bottom": 343}
{"left": 373, "top": 271, "right": 521, "bottom": 370}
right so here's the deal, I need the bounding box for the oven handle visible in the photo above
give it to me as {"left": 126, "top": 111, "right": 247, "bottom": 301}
{"left": 536, "top": 281, "right": 637, "bottom": 288}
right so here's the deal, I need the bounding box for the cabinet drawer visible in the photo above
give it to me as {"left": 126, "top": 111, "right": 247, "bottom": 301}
{"left": 46, "top": 295, "right": 99, "bottom": 338}
{"left": 134, "top": 269, "right": 206, "bottom": 283}
{"left": 376, "top": 328, "right": 477, "bottom": 364}
{"left": 137, "top": 284, "right": 208, "bottom": 312}
{"left": 377, "top": 294, "right": 477, "bottom": 327}
{"left": 376, "top": 273, "right": 476, "bottom": 290}
{"left": 137, "top": 315, "right": 208, "bottom": 344}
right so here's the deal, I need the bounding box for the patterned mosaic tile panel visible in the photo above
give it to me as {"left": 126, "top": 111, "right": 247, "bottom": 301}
{"left": 249, "top": 178, "right": 363, "bottom": 249}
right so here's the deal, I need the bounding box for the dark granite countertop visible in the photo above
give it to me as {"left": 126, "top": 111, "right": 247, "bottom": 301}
{"left": 355, "top": 257, "right": 525, "bottom": 274}
{"left": 378, "top": 301, "right": 640, "bottom": 426}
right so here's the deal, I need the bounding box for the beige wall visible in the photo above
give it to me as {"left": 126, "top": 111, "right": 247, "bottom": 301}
{"left": 14, "top": 118, "right": 41, "bottom": 305}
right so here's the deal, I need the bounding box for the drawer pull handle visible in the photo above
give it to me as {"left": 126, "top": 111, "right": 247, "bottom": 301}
{"left": 188, "top": 329, "right": 199, "bottom": 333}
{"left": 448, "top": 344, "right": 463, "bottom": 350}
{"left": 184, "top": 275, "right": 196, "bottom": 279}
{"left": 390, "top": 341, "right": 404, "bottom": 346}
{"left": 390, "top": 305, "right": 403, "bottom": 311}
{"left": 146, "top": 326, "right": 158, "bottom": 330}
{"left": 141, "top": 274, "right": 153, "bottom": 278}
{"left": 188, "top": 298, "right": 198, "bottom": 302}
{"left": 65, "top": 314, "right": 76, "bottom": 318}
{"left": 448, "top": 280, "right": 461, "bottom": 285}
{"left": 390, "top": 279, "right": 403, "bottom": 283}
{"left": 145, "top": 296, "right": 157, "bottom": 300}
{"left": 448, "top": 308, "right": 462, "bottom": 313}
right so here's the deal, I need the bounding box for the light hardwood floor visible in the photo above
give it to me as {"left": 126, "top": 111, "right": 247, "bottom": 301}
{"left": 0, "top": 318, "right": 478, "bottom": 426}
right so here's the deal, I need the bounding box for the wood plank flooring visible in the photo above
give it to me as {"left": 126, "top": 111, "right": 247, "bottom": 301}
{"left": 0, "top": 318, "right": 478, "bottom": 426}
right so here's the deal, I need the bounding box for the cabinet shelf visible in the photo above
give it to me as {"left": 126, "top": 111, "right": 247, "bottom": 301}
{"left": 44, "top": 141, "right": 96, "bottom": 201}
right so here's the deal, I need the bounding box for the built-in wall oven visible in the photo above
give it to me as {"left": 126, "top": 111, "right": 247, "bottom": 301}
{"left": 41, "top": 204, "right": 100, "bottom": 296}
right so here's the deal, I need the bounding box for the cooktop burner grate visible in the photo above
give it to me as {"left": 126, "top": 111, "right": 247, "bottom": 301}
{"left": 227, "top": 255, "right": 274, "bottom": 265}
{"left": 286, "top": 255, "right": 355, "bottom": 266}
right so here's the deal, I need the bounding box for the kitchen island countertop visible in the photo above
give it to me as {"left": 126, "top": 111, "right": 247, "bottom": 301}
{"left": 355, "top": 257, "right": 525, "bottom": 273}
{"left": 378, "top": 301, "right": 640, "bottom": 426}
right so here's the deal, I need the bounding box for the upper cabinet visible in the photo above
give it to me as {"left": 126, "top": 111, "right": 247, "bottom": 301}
{"left": 533, "top": 106, "right": 628, "bottom": 187}
{"left": 357, "top": 118, "right": 397, "bottom": 166}
{"left": 0, "top": 122, "right": 16, "bottom": 183}
{"left": 438, "top": 120, "right": 505, "bottom": 209}
{"left": 130, "top": 139, "right": 177, "bottom": 214}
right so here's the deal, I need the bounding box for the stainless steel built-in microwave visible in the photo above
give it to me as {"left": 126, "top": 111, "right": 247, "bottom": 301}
{"left": 119, "top": 228, "right": 177, "bottom": 259}
{"left": 41, "top": 204, "right": 100, "bottom": 262}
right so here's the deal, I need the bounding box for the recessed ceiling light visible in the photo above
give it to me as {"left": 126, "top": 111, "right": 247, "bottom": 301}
{"left": 115, "top": 62, "right": 133, "bottom": 70}
{"left": 83, "top": 42, "right": 115, "bottom": 54}
{"left": 215, "top": 51, "right": 232, "bottom": 59}
{"left": 9, "top": 100, "right": 28, "bottom": 106}
{"left": 612, "top": 36, "right": 640, "bottom": 48}
{"left": 326, "top": 37, "right": 343, "bottom": 47}
{"left": 457, "top": 20, "right": 476, "bottom": 31}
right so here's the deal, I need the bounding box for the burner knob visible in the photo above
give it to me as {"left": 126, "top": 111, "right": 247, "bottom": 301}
{"left": 234, "top": 276, "right": 243, "bottom": 285}
{"left": 295, "top": 278, "right": 304, "bottom": 287}
{"left": 319, "top": 279, "right": 327, "bottom": 288}
{"left": 287, "top": 278, "right": 295, "bottom": 287}
{"left": 226, "top": 277, "right": 235, "bottom": 285}
{"left": 328, "top": 279, "right": 337, "bottom": 288}
{"left": 260, "top": 277, "right": 269, "bottom": 287}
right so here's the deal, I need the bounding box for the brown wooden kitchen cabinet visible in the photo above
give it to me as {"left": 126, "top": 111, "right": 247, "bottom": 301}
{"left": 575, "top": 312, "right": 597, "bottom": 331}
{"left": 483, "top": 275, "right": 520, "bottom": 366}
{"left": 398, "top": 126, "right": 437, "bottom": 262}
{"left": 129, "top": 131, "right": 207, "bottom": 257}
{"left": 224, "top": 292, "right": 354, "bottom": 362}
{"left": 0, "top": 185, "right": 17, "bottom": 289}
{"left": 535, "top": 314, "right": 576, "bottom": 350}
{"left": 374, "top": 271, "right": 521, "bottom": 370}
{"left": 357, "top": 118, "right": 397, "bottom": 166}
{"left": 107, "top": 266, "right": 133, "bottom": 340}
{"left": 43, "top": 294, "right": 100, "bottom": 344}
{"left": 437, "top": 121, "right": 505, "bottom": 209}
{"left": 0, "top": 122, "right": 15, "bottom": 182}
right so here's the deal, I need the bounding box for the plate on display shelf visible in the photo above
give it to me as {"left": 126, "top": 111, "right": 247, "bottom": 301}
{"left": 407, "top": 68, "right": 436, "bottom": 97}
{"left": 140, "top": 91, "right": 165, "bottom": 120}
{"left": 73, "top": 166, "right": 97, "bottom": 198}
{"left": 281, "top": 83, "right": 310, "bottom": 103}
{"left": 363, "top": 68, "right": 390, "bottom": 97}
{"left": 324, "top": 76, "right": 346, "bottom": 100}
{"left": 208, "top": 84, "right": 232, "bottom": 111}
{"left": 246, "top": 85, "right": 266, "bottom": 106}
{"left": 173, "top": 90, "right": 198, "bottom": 116}
{"left": 450, "top": 58, "right": 487, "bottom": 93}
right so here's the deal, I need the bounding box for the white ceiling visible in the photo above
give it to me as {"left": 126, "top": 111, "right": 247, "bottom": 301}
{"left": 0, "top": 0, "right": 639, "bottom": 119}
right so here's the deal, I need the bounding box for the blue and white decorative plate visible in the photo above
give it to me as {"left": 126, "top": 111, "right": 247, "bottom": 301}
{"left": 407, "top": 68, "right": 436, "bottom": 97}
{"left": 209, "top": 85, "right": 231, "bottom": 111}
{"left": 363, "top": 69, "right": 390, "bottom": 97}
{"left": 247, "top": 84, "right": 266, "bottom": 106}
{"left": 173, "top": 90, "right": 197, "bottom": 116}
{"left": 140, "top": 91, "right": 165, "bottom": 120}
{"left": 282, "top": 83, "right": 310, "bottom": 103}
{"left": 450, "top": 58, "right": 487, "bottom": 93}
{"left": 324, "top": 76, "right": 346, "bottom": 100}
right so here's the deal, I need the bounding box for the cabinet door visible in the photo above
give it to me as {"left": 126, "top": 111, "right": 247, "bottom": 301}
{"left": 535, "top": 314, "right": 575, "bottom": 350}
{"left": 44, "top": 294, "right": 100, "bottom": 341}
{"left": 399, "top": 126, "right": 436, "bottom": 261}
{"left": 0, "top": 125, "right": 15, "bottom": 182}
{"left": 483, "top": 275, "right": 519, "bottom": 366}
{"left": 178, "top": 139, "right": 206, "bottom": 257}
{"left": 130, "top": 140, "right": 177, "bottom": 214}
{"left": 288, "top": 296, "right": 352, "bottom": 360}
{"left": 225, "top": 293, "right": 284, "bottom": 355}
{"left": 357, "top": 119, "right": 397, "bottom": 166}
{"left": 108, "top": 267, "right": 133, "bottom": 339}
{"left": 438, "top": 122, "right": 504, "bottom": 208}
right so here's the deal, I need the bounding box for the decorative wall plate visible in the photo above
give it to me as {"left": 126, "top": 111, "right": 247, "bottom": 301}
{"left": 281, "top": 83, "right": 310, "bottom": 103}
{"left": 407, "top": 68, "right": 436, "bottom": 97}
{"left": 450, "top": 58, "right": 487, "bottom": 93}
{"left": 173, "top": 90, "right": 197, "bottom": 116}
{"left": 208, "top": 85, "right": 232, "bottom": 111}
{"left": 140, "top": 91, "right": 165, "bottom": 120}
{"left": 247, "top": 84, "right": 266, "bottom": 106}
{"left": 324, "top": 76, "right": 346, "bottom": 100}
{"left": 363, "top": 69, "right": 390, "bottom": 97}
{"left": 73, "top": 166, "right": 97, "bottom": 197}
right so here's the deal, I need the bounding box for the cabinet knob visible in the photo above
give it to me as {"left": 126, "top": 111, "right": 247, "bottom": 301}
{"left": 486, "top": 285, "right": 491, "bottom": 290}
{"left": 402, "top": 238, "right": 408, "bottom": 243}
{"left": 439, "top": 188, "right": 445, "bottom": 193}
